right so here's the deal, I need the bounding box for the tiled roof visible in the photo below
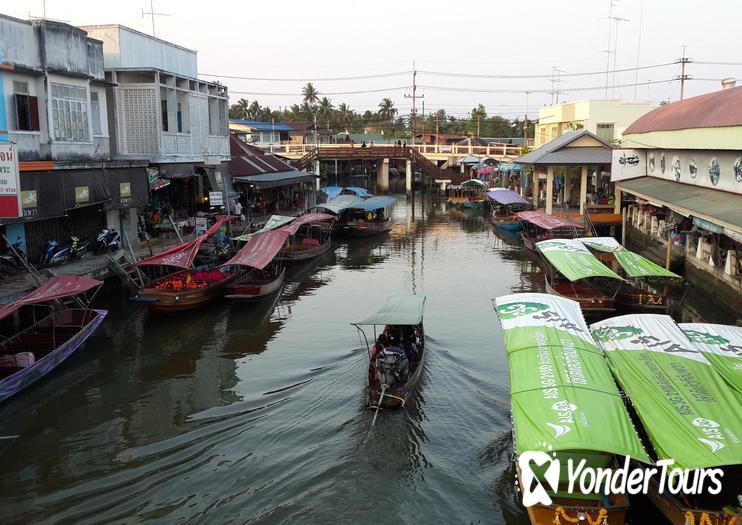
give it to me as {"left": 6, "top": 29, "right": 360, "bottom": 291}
{"left": 625, "top": 86, "right": 742, "bottom": 134}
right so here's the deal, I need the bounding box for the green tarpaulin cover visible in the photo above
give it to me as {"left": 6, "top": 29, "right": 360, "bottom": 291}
{"left": 536, "top": 239, "right": 623, "bottom": 282}
{"left": 577, "top": 237, "right": 681, "bottom": 279}
{"left": 495, "top": 293, "right": 649, "bottom": 460}
{"left": 591, "top": 314, "right": 742, "bottom": 470}
{"left": 680, "top": 323, "right": 742, "bottom": 401}
{"left": 232, "top": 215, "right": 294, "bottom": 242}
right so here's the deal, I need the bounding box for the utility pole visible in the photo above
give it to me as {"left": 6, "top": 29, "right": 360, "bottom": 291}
{"left": 404, "top": 61, "right": 423, "bottom": 144}
{"left": 610, "top": 16, "right": 630, "bottom": 97}
{"left": 421, "top": 100, "right": 425, "bottom": 137}
{"left": 435, "top": 112, "right": 439, "bottom": 147}
{"left": 605, "top": 0, "right": 616, "bottom": 98}
{"left": 678, "top": 46, "right": 690, "bottom": 100}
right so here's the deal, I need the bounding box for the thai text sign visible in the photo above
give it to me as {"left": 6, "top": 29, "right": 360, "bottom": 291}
{"left": 0, "top": 144, "right": 21, "bottom": 218}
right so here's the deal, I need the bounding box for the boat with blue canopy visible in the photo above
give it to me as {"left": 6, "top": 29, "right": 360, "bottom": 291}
{"left": 486, "top": 188, "right": 531, "bottom": 230}
{"left": 339, "top": 196, "right": 397, "bottom": 237}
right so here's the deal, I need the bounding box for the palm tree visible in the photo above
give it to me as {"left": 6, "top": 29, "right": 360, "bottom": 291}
{"left": 337, "top": 103, "right": 353, "bottom": 125}
{"left": 302, "top": 82, "right": 319, "bottom": 105}
{"left": 378, "top": 98, "right": 397, "bottom": 126}
{"left": 235, "top": 98, "right": 249, "bottom": 120}
{"left": 317, "top": 97, "right": 334, "bottom": 131}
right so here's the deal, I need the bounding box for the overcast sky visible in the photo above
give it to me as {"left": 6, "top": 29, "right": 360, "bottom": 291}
{"left": 6, "top": 0, "right": 742, "bottom": 119}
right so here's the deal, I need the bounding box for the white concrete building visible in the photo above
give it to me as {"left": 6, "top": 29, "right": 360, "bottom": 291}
{"left": 535, "top": 99, "right": 656, "bottom": 147}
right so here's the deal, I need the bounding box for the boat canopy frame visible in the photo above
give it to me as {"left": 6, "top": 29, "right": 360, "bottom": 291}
{"left": 351, "top": 295, "right": 426, "bottom": 360}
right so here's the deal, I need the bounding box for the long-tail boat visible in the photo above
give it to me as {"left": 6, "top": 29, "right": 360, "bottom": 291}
{"left": 517, "top": 211, "right": 585, "bottom": 253}
{"left": 277, "top": 212, "right": 335, "bottom": 263}
{"left": 341, "top": 196, "right": 397, "bottom": 237}
{"left": 493, "top": 293, "right": 650, "bottom": 525}
{"left": 0, "top": 276, "right": 107, "bottom": 402}
{"left": 224, "top": 229, "right": 290, "bottom": 301}
{"left": 352, "top": 295, "right": 426, "bottom": 409}
{"left": 132, "top": 215, "right": 240, "bottom": 314}
{"left": 486, "top": 188, "right": 531, "bottom": 230}
{"left": 590, "top": 314, "right": 742, "bottom": 525}
{"left": 679, "top": 322, "right": 742, "bottom": 401}
{"left": 576, "top": 237, "right": 683, "bottom": 312}
{"left": 536, "top": 238, "right": 621, "bottom": 316}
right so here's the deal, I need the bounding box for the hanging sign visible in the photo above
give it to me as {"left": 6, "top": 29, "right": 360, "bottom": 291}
{"left": 0, "top": 144, "right": 21, "bottom": 218}
{"left": 209, "top": 191, "right": 224, "bottom": 207}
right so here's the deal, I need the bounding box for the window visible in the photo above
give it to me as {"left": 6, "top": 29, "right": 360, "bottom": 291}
{"left": 177, "top": 102, "right": 183, "bottom": 133}
{"left": 13, "top": 80, "right": 39, "bottom": 131}
{"left": 596, "top": 123, "right": 615, "bottom": 142}
{"left": 161, "top": 99, "right": 169, "bottom": 132}
{"left": 90, "top": 91, "right": 102, "bottom": 136}
{"left": 51, "top": 83, "right": 89, "bottom": 142}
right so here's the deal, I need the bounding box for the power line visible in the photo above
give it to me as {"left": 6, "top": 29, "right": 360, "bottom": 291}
{"left": 416, "top": 62, "right": 676, "bottom": 79}
{"left": 200, "top": 71, "right": 410, "bottom": 82}
{"left": 229, "top": 86, "right": 409, "bottom": 96}
{"left": 417, "top": 78, "right": 675, "bottom": 94}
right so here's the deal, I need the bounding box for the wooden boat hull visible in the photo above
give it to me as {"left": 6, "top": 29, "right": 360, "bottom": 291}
{"left": 136, "top": 270, "right": 241, "bottom": 314}
{"left": 494, "top": 220, "right": 521, "bottom": 231}
{"left": 644, "top": 473, "right": 732, "bottom": 525}
{"left": 367, "top": 330, "right": 425, "bottom": 409}
{"left": 279, "top": 239, "right": 332, "bottom": 263}
{"left": 341, "top": 219, "right": 392, "bottom": 237}
{"left": 461, "top": 200, "right": 484, "bottom": 208}
{"left": 0, "top": 309, "right": 107, "bottom": 403}
{"left": 225, "top": 268, "right": 285, "bottom": 301}
{"left": 545, "top": 276, "right": 615, "bottom": 315}
{"left": 515, "top": 463, "right": 629, "bottom": 525}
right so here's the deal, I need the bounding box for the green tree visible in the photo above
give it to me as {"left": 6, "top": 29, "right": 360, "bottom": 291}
{"left": 302, "top": 82, "right": 319, "bottom": 105}
{"left": 378, "top": 98, "right": 397, "bottom": 126}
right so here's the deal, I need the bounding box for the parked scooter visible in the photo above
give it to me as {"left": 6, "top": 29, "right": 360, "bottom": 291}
{"left": 95, "top": 228, "right": 120, "bottom": 254}
{"left": 39, "top": 240, "right": 71, "bottom": 267}
{"left": 69, "top": 235, "right": 90, "bottom": 259}
{"left": 0, "top": 237, "right": 27, "bottom": 276}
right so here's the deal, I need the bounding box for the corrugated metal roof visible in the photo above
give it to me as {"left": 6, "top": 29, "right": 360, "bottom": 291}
{"left": 625, "top": 86, "right": 742, "bottom": 134}
{"left": 232, "top": 171, "right": 318, "bottom": 190}
{"left": 516, "top": 130, "right": 613, "bottom": 165}
{"left": 617, "top": 177, "right": 742, "bottom": 233}
{"left": 229, "top": 135, "right": 297, "bottom": 177}
{"left": 229, "top": 120, "right": 295, "bottom": 132}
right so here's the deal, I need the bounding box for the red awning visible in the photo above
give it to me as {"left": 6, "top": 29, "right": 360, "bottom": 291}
{"left": 222, "top": 229, "right": 290, "bottom": 270}
{"left": 0, "top": 276, "right": 102, "bottom": 321}
{"left": 516, "top": 210, "right": 584, "bottom": 230}
{"left": 277, "top": 212, "right": 335, "bottom": 236}
{"left": 135, "top": 216, "right": 235, "bottom": 269}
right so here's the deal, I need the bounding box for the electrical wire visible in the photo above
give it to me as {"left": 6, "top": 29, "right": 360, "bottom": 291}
{"left": 200, "top": 71, "right": 410, "bottom": 82}
{"left": 418, "top": 78, "right": 675, "bottom": 94}
{"left": 417, "top": 62, "right": 677, "bottom": 79}
{"left": 228, "top": 86, "right": 409, "bottom": 96}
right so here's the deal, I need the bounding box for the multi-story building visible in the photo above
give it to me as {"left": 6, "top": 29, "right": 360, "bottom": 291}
{"left": 535, "top": 99, "right": 656, "bottom": 147}
{"left": 0, "top": 15, "right": 149, "bottom": 258}
{"left": 82, "top": 25, "right": 232, "bottom": 217}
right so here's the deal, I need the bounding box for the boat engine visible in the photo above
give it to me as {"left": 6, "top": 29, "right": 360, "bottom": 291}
{"left": 375, "top": 351, "right": 408, "bottom": 386}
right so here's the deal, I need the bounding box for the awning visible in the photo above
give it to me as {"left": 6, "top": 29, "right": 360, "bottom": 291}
{"left": 353, "top": 295, "right": 426, "bottom": 326}
{"left": 348, "top": 196, "right": 397, "bottom": 211}
{"left": 62, "top": 169, "right": 112, "bottom": 211}
{"left": 135, "top": 215, "right": 234, "bottom": 268}
{"left": 486, "top": 188, "right": 529, "bottom": 206}
{"left": 11, "top": 170, "right": 65, "bottom": 222}
{"left": 591, "top": 314, "right": 742, "bottom": 470}
{"left": 495, "top": 293, "right": 650, "bottom": 459}
{"left": 277, "top": 212, "right": 335, "bottom": 236}
{"left": 104, "top": 167, "right": 149, "bottom": 210}
{"left": 459, "top": 156, "right": 480, "bottom": 164}
{"left": 222, "top": 229, "right": 290, "bottom": 270}
{"left": 537, "top": 238, "right": 623, "bottom": 281}
{"left": 577, "top": 237, "right": 681, "bottom": 279}
{"left": 517, "top": 210, "right": 584, "bottom": 231}
{"left": 344, "top": 186, "right": 372, "bottom": 198}
{"left": 680, "top": 323, "right": 742, "bottom": 400}
{"left": 0, "top": 276, "right": 101, "bottom": 321}
{"left": 460, "top": 179, "right": 487, "bottom": 188}
{"left": 232, "top": 170, "right": 317, "bottom": 190}
{"left": 617, "top": 177, "right": 742, "bottom": 235}
{"left": 232, "top": 215, "right": 295, "bottom": 242}
{"left": 157, "top": 163, "right": 198, "bottom": 180}
{"left": 317, "top": 195, "right": 365, "bottom": 215}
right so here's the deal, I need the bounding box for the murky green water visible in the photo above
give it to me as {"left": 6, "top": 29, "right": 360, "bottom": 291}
{"left": 0, "top": 193, "right": 701, "bottom": 524}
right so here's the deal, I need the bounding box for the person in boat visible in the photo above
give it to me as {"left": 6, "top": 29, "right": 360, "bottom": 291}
{"left": 376, "top": 333, "right": 409, "bottom": 383}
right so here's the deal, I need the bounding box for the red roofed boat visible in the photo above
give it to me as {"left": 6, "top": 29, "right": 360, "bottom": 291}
{"left": 0, "top": 276, "right": 106, "bottom": 403}
{"left": 224, "top": 229, "right": 290, "bottom": 301}
{"left": 277, "top": 212, "right": 335, "bottom": 263}
{"left": 516, "top": 210, "right": 585, "bottom": 253}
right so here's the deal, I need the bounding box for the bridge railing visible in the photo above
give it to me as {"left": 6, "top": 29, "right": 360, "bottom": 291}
{"left": 259, "top": 142, "right": 522, "bottom": 158}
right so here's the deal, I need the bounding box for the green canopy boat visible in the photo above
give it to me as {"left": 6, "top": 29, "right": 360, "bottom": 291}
{"left": 680, "top": 322, "right": 742, "bottom": 402}
{"left": 494, "top": 293, "right": 649, "bottom": 525}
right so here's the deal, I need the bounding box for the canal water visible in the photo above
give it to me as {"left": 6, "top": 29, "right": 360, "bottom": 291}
{"left": 0, "top": 192, "right": 709, "bottom": 524}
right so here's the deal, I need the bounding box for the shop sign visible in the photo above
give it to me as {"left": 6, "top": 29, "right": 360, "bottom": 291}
{"left": 75, "top": 186, "right": 90, "bottom": 204}
{"left": 0, "top": 144, "right": 21, "bottom": 218}
{"left": 119, "top": 182, "right": 132, "bottom": 207}
{"left": 195, "top": 217, "right": 208, "bottom": 235}
{"left": 209, "top": 191, "right": 224, "bottom": 207}
{"left": 21, "top": 189, "right": 37, "bottom": 217}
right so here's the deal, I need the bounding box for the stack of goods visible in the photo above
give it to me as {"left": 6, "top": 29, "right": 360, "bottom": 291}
{"left": 154, "top": 269, "right": 231, "bottom": 291}
{"left": 0, "top": 352, "right": 35, "bottom": 369}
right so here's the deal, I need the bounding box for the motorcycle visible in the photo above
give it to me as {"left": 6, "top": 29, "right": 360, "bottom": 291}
{"left": 39, "top": 240, "right": 71, "bottom": 267}
{"left": 0, "top": 237, "right": 27, "bottom": 276}
{"left": 95, "top": 228, "right": 120, "bottom": 254}
{"left": 69, "top": 235, "right": 90, "bottom": 259}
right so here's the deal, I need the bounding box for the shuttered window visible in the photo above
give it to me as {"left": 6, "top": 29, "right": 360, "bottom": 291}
{"left": 51, "top": 83, "right": 90, "bottom": 142}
